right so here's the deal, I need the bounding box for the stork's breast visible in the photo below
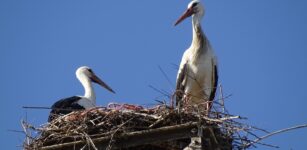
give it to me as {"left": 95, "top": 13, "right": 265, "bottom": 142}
{"left": 189, "top": 55, "right": 215, "bottom": 92}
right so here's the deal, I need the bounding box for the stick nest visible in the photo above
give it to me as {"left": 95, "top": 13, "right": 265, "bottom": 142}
{"left": 23, "top": 103, "right": 261, "bottom": 150}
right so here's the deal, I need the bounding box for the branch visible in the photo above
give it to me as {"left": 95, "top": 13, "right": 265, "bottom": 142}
{"left": 244, "top": 123, "right": 307, "bottom": 148}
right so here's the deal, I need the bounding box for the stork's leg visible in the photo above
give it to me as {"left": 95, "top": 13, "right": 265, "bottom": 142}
{"left": 205, "top": 101, "right": 213, "bottom": 116}
{"left": 183, "top": 94, "right": 192, "bottom": 111}
{"left": 205, "top": 102, "right": 210, "bottom": 116}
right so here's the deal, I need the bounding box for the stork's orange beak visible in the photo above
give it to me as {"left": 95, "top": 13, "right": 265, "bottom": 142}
{"left": 91, "top": 74, "right": 115, "bottom": 94}
{"left": 174, "top": 7, "right": 194, "bottom": 26}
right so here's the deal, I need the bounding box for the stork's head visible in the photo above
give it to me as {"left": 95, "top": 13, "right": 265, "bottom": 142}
{"left": 76, "top": 66, "right": 115, "bottom": 93}
{"left": 174, "top": 0, "right": 205, "bottom": 26}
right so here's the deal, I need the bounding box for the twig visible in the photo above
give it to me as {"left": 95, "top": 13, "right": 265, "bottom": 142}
{"left": 244, "top": 123, "right": 307, "bottom": 148}
{"left": 202, "top": 115, "right": 241, "bottom": 123}
{"left": 218, "top": 84, "right": 225, "bottom": 113}
{"left": 22, "top": 106, "right": 108, "bottom": 111}
{"left": 23, "top": 106, "right": 51, "bottom": 109}
{"left": 149, "top": 112, "right": 170, "bottom": 128}
{"left": 83, "top": 132, "right": 98, "bottom": 150}
{"left": 148, "top": 85, "right": 171, "bottom": 99}
{"left": 21, "top": 120, "right": 30, "bottom": 146}
{"left": 129, "top": 112, "right": 161, "bottom": 120}
{"left": 254, "top": 141, "right": 279, "bottom": 149}
{"left": 7, "top": 129, "right": 25, "bottom": 134}
{"left": 158, "top": 65, "right": 174, "bottom": 88}
{"left": 107, "top": 117, "right": 136, "bottom": 150}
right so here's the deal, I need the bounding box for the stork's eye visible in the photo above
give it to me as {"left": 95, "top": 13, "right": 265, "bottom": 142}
{"left": 191, "top": 2, "right": 198, "bottom": 8}
{"left": 88, "top": 69, "right": 93, "bottom": 73}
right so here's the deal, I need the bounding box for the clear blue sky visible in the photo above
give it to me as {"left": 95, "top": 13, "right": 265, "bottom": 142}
{"left": 1, "top": 0, "right": 307, "bottom": 149}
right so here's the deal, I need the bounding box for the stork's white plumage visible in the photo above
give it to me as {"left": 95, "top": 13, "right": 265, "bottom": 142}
{"left": 48, "top": 66, "right": 115, "bottom": 121}
{"left": 175, "top": 0, "right": 218, "bottom": 112}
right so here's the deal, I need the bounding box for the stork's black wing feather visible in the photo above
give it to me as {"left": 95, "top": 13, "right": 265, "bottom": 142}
{"left": 48, "top": 96, "right": 84, "bottom": 122}
{"left": 209, "top": 64, "right": 218, "bottom": 102}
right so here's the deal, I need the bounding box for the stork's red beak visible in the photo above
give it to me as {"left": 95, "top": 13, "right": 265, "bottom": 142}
{"left": 174, "top": 7, "right": 194, "bottom": 26}
{"left": 91, "top": 74, "right": 115, "bottom": 94}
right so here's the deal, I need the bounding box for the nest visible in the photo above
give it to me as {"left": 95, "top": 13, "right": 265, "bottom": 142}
{"left": 22, "top": 101, "right": 264, "bottom": 150}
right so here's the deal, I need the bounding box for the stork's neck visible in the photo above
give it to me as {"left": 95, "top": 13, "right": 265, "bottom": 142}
{"left": 80, "top": 78, "right": 96, "bottom": 104}
{"left": 191, "top": 15, "right": 207, "bottom": 51}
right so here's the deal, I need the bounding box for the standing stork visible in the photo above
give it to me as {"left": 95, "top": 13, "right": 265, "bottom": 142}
{"left": 48, "top": 66, "right": 115, "bottom": 122}
{"left": 174, "top": 0, "right": 218, "bottom": 113}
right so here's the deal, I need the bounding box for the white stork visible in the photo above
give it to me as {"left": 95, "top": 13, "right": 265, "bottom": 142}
{"left": 48, "top": 66, "right": 115, "bottom": 121}
{"left": 174, "top": 0, "right": 218, "bottom": 113}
